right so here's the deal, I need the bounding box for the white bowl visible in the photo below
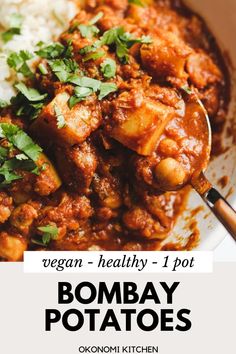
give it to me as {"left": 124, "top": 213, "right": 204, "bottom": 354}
{"left": 167, "top": 0, "right": 236, "bottom": 250}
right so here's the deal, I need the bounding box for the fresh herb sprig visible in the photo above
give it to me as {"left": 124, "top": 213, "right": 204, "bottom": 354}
{"left": 68, "top": 76, "right": 118, "bottom": 108}
{"left": 75, "top": 12, "right": 103, "bottom": 39}
{"left": 32, "top": 225, "right": 59, "bottom": 246}
{"left": 79, "top": 27, "right": 152, "bottom": 64}
{"left": 0, "top": 123, "right": 43, "bottom": 186}
{"left": 11, "top": 82, "right": 48, "bottom": 120}
{"left": 48, "top": 58, "right": 79, "bottom": 82}
{"left": 100, "top": 58, "right": 116, "bottom": 79}
{"left": 7, "top": 50, "right": 33, "bottom": 78}
{"left": 35, "top": 42, "right": 66, "bottom": 59}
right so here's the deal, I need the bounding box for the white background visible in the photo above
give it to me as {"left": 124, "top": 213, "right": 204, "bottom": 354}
{"left": 214, "top": 233, "right": 236, "bottom": 261}
{"left": 0, "top": 263, "right": 235, "bottom": 354}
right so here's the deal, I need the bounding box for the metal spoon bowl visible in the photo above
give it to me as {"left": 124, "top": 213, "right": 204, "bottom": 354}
{"left": 190, "top": 94, "right": 236, "bottom": 241}
{"left": 157, "top": 88, "right": 236, "bottom": 241}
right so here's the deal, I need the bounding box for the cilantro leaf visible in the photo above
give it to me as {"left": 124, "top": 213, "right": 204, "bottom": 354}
{"left": 35, "top": 42, "right": 65, "bottom": 59}
{"left": 79, "top": 24, "right": 99, "bottom": 39}
{"left": 80, "top": 27, "right": 152, "bottom": 64}
{"left": 0, "top": 123, "right": 42, "bottom": 161}
{"left": 37, "top": 225, "right": 58, "bottom": 245}
{"left": 0, "top": 167, "right": 22, "bottom": 185}
{"left": 181, "top": 85, "right": 193, "bottom": 95}
{"left": 0, "top": 147, "right": 8, "bottom": 163}
{"left": 48, "top": 58, "right": 78, "bottom": 82}
{"left": 89, "top": 12, "right": 104, "bottom": 25}
{"left": 74, "top": 86, "right": 93, "bottom": 97}
{"left": 98, "top": 82, "right": 118, "bottom": 100}
{"left": 7, "top": 50, "right": 33, "bottom": 77}
{"left": 15, "top": 82, "right": 47, "bottom": 102}
{"left": 38, "top": 63, "right": 48, "bottom": 75}
{"left": 54, "top": 104, "right": 66, "bottom": 129}
{"left": 83, "top": 50, "right": 105, "bottom": 62}
{"left": 0, "top": 99, "right": 9, "bottom": 109}
{"left": 100, "top": 58, "right": 116, "bottom": 78}
{"left": 69, "top": 76, "right": 101, "bottom": 91}
{"left": 68, "top": 86, "right": 93, "bottom": 109}
{"left": 128, "top": 0, "right": 145, "bottom": 6}
{"left": 68, "top": 96, "right": 81, "bottom": 109}
{"left": 2, "top": 158, "right": 36, "bottom": 172}
{"left": 0, "top": 123, "right": 43, "bottom": 187}
{"left": 0, "top": 156, "right": 37, "bottom": 187}
{"left": 11, "top": 83, "right": 47, "bottom": 120}
{"left": 12, "top": 131, "right": 42, "bottom": 161}
{"left": 78, "top": 12, "right": 103, "bottom": 39}
{"left": 1, "top": 13, "right": 23, "bottom": 43}
{"left": 15, "top": 153, "right": 28, "bottom": 161}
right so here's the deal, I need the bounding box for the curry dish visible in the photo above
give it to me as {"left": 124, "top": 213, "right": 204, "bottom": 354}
{"left": 0, "top": 0, "right": 229, "bottom": 260}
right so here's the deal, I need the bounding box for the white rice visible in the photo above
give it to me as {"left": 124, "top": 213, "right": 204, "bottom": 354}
{"left": 0, "top": 0, "right": 79, "bottom": 102}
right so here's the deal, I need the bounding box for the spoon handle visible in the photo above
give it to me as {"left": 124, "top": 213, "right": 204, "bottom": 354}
{"left": 203, "top": 188, "right": 236, "bottom": 241}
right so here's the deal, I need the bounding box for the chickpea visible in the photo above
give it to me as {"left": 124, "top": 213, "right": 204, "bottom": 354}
{"left": 0, "top": 192, "right": 13, "bottom": 223}
{"left": 10, "top": 204, "right": 38, "bottom": 231}
{"left": 102, "top": 194, "right": 122, "bottom": 209}
{"left": 0, "top": 206, "right": 11, "bottom": 224}
{"left": 154, "top": 158, "right": 186, "bottom": 189}
{"left": 123, "top": 208, "right": 148, "bottom": 230}
{"left": 0, "top": 233, "right": 27, "bottom": 261}
{"left": 158, "top": 138, "right": 179, "bottom": 156}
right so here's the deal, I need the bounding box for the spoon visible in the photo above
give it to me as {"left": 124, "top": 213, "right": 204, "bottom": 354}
{"left": 155, "top": 88, "right": 236, "bottom": 241}
{"left": 190, "top": 95, "right": 236, "bottom": 241}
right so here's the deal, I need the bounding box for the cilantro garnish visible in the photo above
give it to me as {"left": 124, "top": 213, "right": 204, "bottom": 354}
{"left": 79, "top": 24, "right": 99, "bottom": 39}
{"left": 100, "top": 58, "right": 116, "bottom": 79}
{"left": 83, "top": 50, "right": 105, "bottom": 62}
{"left": 68, "top": 86, "right": 93, "bottom": 109}
{"left": 0, "top": 123, "right": 43, "bottom": 187}
{"left": 0, "top": 99, "right": 9, "bottom": 109}
{"left": 89, "top": 12, "right": 104, "bottom": 25}
{"left": 35, "top": 42, "right": 66, "bottom": 59}
{"left": 54, "top": 104, "right": 66, "bottom": 129}
{"left": 0, "top": 147, "right": 8, "bottom": 163}
{"left": 0, "top": 123, "right": 42, "bottom": 161}
{"left": 181, "top": 85, "right": 193, "bottom": 95}
{"left": 128, "top": 0, "right": 145, "bottom": 7}
{"left": 38, "top": 63, "right": 48, "bottom": 75}
{"left": 36, "top": 225, "right": 59, "bottom": 245}
{"left": 2, "top": 13, "right": 23, "bottom": 43}
{"left": 7, "top": 50, "right": 33, "bottom": 78}
{"left": 15, "top": 153, "right": 28, "bottom": 161}
{"left": 79, "top": 27, "right": 152, "bottom": 64}
{"left": 48, "top": 58, "right": 79, "bottom": 82}
{"left": 68, "top": 76, "right": 118, "bottom": 108}
{"left": 11, "top": 83, "right": 47, "bottom": 120}
{"left": 78, "top": 12, "right": 103, "bottom": 39}
{"left": 15, "top": 82, "right": 47, "bottom": 102}
{"left": 98, "top": 82, "right": 118, "bottom": 100}
{"left": 69, "top": 76, "right": 101, "bottom": 91}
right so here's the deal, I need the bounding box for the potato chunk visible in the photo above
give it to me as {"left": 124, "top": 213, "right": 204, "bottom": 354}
{"left": 110, "top": 99, "right": 175, "bottom": 156}
{"left": 141, "top": 32, "right": 192, "bottom": 82}
{"left": 34, "top": 153, "right": 62, "bottom": 196}
{"left": 55, "top": 142, "right": 98, "bottom": 194}
{"left": 32, "top": 92, "right": 102, "bottom": 146}
{"left": 186, "top": 52, "right": 222, "bottom": 89}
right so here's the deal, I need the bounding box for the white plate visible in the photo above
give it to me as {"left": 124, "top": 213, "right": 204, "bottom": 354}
{"left": 166, "top": 0, "right": 236, "bottom": 250}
